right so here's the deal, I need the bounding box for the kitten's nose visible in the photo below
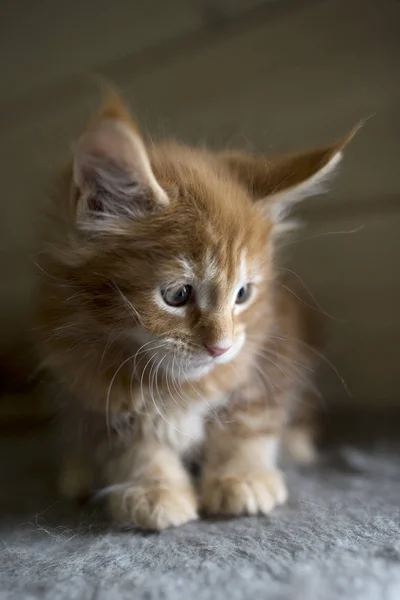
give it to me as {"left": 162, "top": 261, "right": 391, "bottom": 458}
{"left": 204, "top": 342, "right": 232, "bottom": 358}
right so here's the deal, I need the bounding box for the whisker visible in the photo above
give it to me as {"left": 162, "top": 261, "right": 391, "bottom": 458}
{"left": 272, "top": 334, "right": 351, "bottom": 399}
{"left": 172, "top": 356, "right": 193, "bottom": 412}
{"left": 255, "top": 350, "right": 312, "bottom": 393}
{"left": 185, "top": 377, "right": 221, "bottom": 426}
{"left": 139, "top": 352, "right": 157, "bottom": 416}
{"left": 164, "top": 355, "right": 187, "bottom": 412}
{"left": 34, "top": 260, "right": 70, "bottom": 285}
{"left": 106, "top": 353, "right": 137, "bottom": 442}
{"left": 154, "top": 353, "right": 168, "bottom": 417}
{"left": 112, "top": 282, "right": 147, "bottom": 329}
{"left": 250, "top": 348, "right": 323, "bottom": 409}
{"left": 247, "top": 337, "right": 314, "bottom": 372}
{"left": 99, "top": 331, "right": 121, "bottom": 368}
{"left": 275, "top": 270, "right": 343, "bottom": 323}
{"left": 129, "top": 340, "right": 167, "bottom": 411}
{"left": 247, "top": 338, "right": 320, "bottom": 394}
{"left": 147, "top": 352, "right": 195, "bottom": 440}
{"left": 253, "top": 362, "right": 275, "bottom": 395}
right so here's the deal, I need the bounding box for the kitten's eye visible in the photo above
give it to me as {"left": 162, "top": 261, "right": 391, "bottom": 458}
{"left": 161, "top": 285, "right": 193, "bottom": 307}
{"left": 235, "top": 284, "right": 252, "bottom": 305}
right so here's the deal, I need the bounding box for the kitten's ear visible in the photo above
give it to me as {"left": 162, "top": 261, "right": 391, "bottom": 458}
{"left": 219, "top": 125, "right": 360, "bottom": 227}
{"left": 73, "top": 93, "right": 168, "bottom": 231}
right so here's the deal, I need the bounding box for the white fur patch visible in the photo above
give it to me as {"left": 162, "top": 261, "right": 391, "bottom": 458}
{"left": 204, "top": 250, "right": 219, "bottom": 282}
{"left": 150, "top": 406, "right": 206, "bottom": 454}
{"left": 176, "top": 257, "right": 196, "bottom": 280}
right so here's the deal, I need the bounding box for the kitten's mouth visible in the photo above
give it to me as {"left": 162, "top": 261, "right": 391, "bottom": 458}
{"left": 173, "top": 335, "right": 246, "bottom": 379}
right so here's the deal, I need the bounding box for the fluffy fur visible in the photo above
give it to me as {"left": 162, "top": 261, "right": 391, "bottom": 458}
{"left": 36, "top": 93, "right": 355, "bottom": 530}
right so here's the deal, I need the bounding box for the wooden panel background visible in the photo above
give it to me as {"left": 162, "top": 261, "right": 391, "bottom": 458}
{"left": 0, "top": 0, "right": 399, "bottom": 417}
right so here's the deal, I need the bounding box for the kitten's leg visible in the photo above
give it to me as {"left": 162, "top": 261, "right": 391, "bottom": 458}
{"left": 108, "top": 440, "right": 198, "bottom": 530}
{"left": 283, "top": 426, "right": 317, "bottom": 465}
{"left": 201, "top": 402, "right": 287, "bottom": 516}
{"left": 283, "top": 393, "right": 318, "bottom": 465}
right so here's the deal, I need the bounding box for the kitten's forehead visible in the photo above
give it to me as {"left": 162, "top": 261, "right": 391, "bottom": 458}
{"left": 150, "top": 147, "right": 271, "bottom": 283}
{"left": 177, "top": 246, "right": 258, "bottom": 289}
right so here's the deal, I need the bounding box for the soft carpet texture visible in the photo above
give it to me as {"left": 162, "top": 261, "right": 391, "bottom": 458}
{"left": 1, "top": 428, "right": 399, "bottom": 600}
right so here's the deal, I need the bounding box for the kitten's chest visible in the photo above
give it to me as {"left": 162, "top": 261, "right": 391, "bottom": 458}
{"left": 135, "top": 401, "right": 212, "bottom": 456}
{"left": 126, "top": 356, "right": 251, "bottom": 453}
{"left": 131, "top": 381, "right": 230, "bottom": 455}
{"left": 153, "top": 376, "right": 245, "bottom": 453}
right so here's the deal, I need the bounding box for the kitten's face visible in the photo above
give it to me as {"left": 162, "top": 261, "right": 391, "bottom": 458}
{"left": 62, "top": 95, "right": 349, "bottom": 383}
{"left": 123, "top": 178, "right": 271, "bottom": 380}
{"left": 92, "top": 157, "right": 273, "bottom": 381}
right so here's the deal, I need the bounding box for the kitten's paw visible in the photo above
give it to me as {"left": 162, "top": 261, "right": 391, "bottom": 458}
{"left": 201, "top": 469, "right": 288, "bottom": 516}
{"left": 109, "top": 483, "right": 198, "bottom": 531}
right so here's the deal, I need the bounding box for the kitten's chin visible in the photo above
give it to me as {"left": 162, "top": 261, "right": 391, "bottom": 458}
{"left": 183, "top": 363, "right": 215, "bottom": 381}
{"left": 160, "top": 357, "right": 215, "bottom": 382}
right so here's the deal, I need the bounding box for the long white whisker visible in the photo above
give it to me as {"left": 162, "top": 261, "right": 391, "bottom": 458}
{"left": 130, "top": 341, "right": 166, "bottom": 409}
{"left": 185, "top": 377, "right": 221, "bottom": 426}
{"left": 133, "top": 341, "right": 166, "bottom": 375}
{"left": 253, "top": 362, "right": 275, "bottom": 395}
{"left": 276, "top": 276, "right": 343, "bottom": 323}
{"left": 164, "top": 354, "right": 186, "bottom": 412}
{"left": 106, "top": 353, "right": 137, "bottom": 442}
{"left": 272, "top": 334, "right": 351, "bottom": 398}
{"left": 148, "top": 352, "right": 195, "bottom": 440}
{"left": 170, "top": 355, "right": 190, "bottom": 412}
{"left": 247, "top": 337, "right": 314, "bottom": 372}
{"left": 259, "top": 351, "right": 319, "bottom": 396}
{"left": 251, "top": 350, "right": 323, "bottom": 409}
{"left": 139, "top": 351, "right": 158, "bottom": 417}
{"left": 155, "top": 353, "right": 168, "bottom": 415}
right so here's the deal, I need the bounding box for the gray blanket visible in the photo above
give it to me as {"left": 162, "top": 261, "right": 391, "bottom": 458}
{"left": 1, "top": 427, "right": 399, "bottom": 600}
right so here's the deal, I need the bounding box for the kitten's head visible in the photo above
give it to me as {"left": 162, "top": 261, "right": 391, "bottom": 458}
{"left": 55, "top": 95, "right": 355, "bottom": 381}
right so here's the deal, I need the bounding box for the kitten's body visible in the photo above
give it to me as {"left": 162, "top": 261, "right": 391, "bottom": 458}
{"left": 36, "top": 95, "right": 352, "bottom": 529}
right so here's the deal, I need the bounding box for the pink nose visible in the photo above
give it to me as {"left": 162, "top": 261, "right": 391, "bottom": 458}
{"left": 204, "top": 342, "right": 232, "bottom": 358}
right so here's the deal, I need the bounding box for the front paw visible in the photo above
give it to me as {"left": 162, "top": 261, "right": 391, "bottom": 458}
{"left": 201, "top": 469, "right": 288, "bottom": 516}
{"left": 109, "top": 483, "right": 198, "bottom": 531}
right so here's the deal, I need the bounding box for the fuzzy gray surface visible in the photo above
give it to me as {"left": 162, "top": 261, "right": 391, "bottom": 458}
{"left": 1, "top": 428, "right": 399, "bottom": 600}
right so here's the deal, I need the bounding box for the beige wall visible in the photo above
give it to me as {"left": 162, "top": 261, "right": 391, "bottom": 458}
{"left": 1, "top": 0, "right": 399, "bottom": 407}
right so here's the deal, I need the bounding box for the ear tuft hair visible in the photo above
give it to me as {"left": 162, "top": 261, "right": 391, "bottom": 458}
{"left": 72, "top": 94, "right": 168, "bottom": 232}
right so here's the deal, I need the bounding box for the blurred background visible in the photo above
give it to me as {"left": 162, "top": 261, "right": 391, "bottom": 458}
{"left": 0, "top": 0, "right": 399, "bottom": 430}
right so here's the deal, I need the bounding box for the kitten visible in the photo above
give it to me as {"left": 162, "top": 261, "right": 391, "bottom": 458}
{"left": 36, "top": 93, "right": 355, "bottom": 530}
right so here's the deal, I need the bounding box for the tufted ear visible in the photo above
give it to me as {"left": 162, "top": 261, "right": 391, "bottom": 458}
{"left": 219, "top": 125, "right": 360, "bottom": 229}
{"left": 73, "top": 93, "right": 168, "bottom": 232}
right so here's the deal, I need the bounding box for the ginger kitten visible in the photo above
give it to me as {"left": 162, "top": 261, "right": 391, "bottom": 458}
{"left": 36, "top": 94, "right": 354, "bottom": 530}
